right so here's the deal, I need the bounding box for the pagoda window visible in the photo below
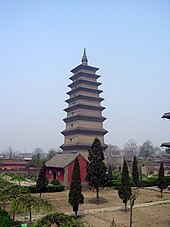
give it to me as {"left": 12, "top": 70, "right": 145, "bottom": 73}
{"left": 69, "top": 138, "right": 73, "bottom": 142}
{"left": 57, "top": 171, "right": 61, "bottom": 176}
{"left": 71, "top": 112, "right": 75, "bottom": 115}
{"left": 70, "top": 124, "right": 74, "bottom": 128}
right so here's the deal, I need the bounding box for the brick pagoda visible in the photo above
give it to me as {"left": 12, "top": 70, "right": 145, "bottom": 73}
{"left": 60, "top": 49, "right": 107, "bottom": 154}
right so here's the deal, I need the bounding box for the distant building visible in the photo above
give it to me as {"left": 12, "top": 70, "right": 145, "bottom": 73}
{"left": 161, "top": 112, "right": 170, "bottom": 149}
{"left": 160, "top": 112, "right": 170, "bottom": 173}
{"left": 0, "top": 159, "right": 28, "bottom": 171}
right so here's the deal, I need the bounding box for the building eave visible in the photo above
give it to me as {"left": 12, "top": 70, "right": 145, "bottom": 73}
{"left": 70, "top": 64, "right": 99, "bottom": 74}
{"left": 64, "top": 104, "right": 105, "bottom": 112}
{"left": 63, "top": 114, "right": 106, "bottom": 123}
{"left": 65, "top": 95, "right": 104, "bottom": 103}
{"left": 61, "top": 127, "right": 108, "bottom": 136}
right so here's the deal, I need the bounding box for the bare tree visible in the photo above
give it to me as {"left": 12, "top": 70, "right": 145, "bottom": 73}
{"left": 123, "top": 139, "right": 139, "bottom": 155}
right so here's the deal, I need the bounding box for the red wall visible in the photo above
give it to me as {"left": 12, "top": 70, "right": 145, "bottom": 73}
{"left": 46, "top": 167, "right": 64, "bottom": 184}
{"left": 68, "top": 154, "right": 87, "bottom": 186}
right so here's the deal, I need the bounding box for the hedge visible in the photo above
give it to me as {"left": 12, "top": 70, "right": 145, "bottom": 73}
{"left": 23, "top": 184, "right": 65, "bottom": 193}
{"left": 111, "top": 176, "right": 170, "bottom": 189}
{"left": 33, "top": 212, "right": 86, "bottom": 227}
{"left": 50, "top": 179, "right": 60, "bottom": 185}
{"left": 0, "top": 209, "right": 21, "bottom": 227}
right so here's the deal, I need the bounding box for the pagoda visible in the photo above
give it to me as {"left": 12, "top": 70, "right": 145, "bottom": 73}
{"left": 60, "top": 49, "right": 108, "bottom": 154}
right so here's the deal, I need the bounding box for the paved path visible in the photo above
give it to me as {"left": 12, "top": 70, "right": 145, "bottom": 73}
{"left": 81, "top": 199, "right": 170, "bottom": 215}
{"left": 17, "top": 199, "right": 170, "bottom": 221}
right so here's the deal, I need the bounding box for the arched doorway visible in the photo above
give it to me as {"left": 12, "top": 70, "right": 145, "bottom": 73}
{"left": 53, "top": 171, "right": 56, "bottom": 179}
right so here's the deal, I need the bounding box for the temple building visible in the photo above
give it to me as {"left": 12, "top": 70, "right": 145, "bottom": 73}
{"left": 46, "top": 50, "right": 108, "bottom": 187}
{"left": 161, "top": 112, "right": 170, "bottom": 149}
{"left": 60, "top": 49, "right": 107, "bottom": 154}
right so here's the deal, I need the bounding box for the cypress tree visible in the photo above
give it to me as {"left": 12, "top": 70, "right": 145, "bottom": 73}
{"left": 108, "top": 164, "right": 113, "bottom": 188}
{"left": 157, "top": 162, "right": 167, "bottom": 198}
{"left": 118, "top": 159, "right": 131, "bottom": 212}
{"left": 69, "top": 157, "right": 84, "bottom": 217}
{"left": 36, "top": 162, "right": 48, "bottom": 197}
{"left": 132, "top": 156, "right": 139, "bottom": 187}
{"left": 86, "top": 137, "right": 106, "bottom": 203}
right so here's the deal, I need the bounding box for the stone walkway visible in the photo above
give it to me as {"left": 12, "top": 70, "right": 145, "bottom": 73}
{"left": 16, "top": 199, "right": 170, "bottom": 221}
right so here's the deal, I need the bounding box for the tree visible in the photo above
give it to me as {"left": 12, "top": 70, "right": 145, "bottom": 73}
{"left": 118, "top": 159, "right": 131, "bottom": 212}
{"left": 36, "top": 162, "right": 48, "bottom": 197}
{"left": 107, "top": 164, "right": 113, "bottom": 188}
{"left": 46, "top": 149, "right": 57, "bottom": 161}
{"left": 139, "top": 140, "right": 155, "bottom": 158}
{"left": 123, "top": 139, "right": 139, "bottom": 155}
{"left": 129, "top": 189, "right": 139, "bottom": 227}
{"left": 157, "top": 162, "right": 167, "bottom": 198}
{"left": 86, "top": 138, "right": 106, "bottom": 203}
{"left": 11, "top": 193, "right": 52, "bottom": 222}
{"left": 132, "top": 156, "right": 139, "bottom": 187}
{"left": 69, "top": 157, "right": 84, "bottom": 217}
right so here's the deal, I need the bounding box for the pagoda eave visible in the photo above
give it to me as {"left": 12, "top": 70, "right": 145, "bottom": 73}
{"left": 60, "top": 143, "right": 108, "bottom": 150}
{"left": 68, "top": 80, "right": 102, "bottom": 88}
{"left": 67, "top": 87, "right": 103, "bottom": 96}
{"left": 61, "top": 128, "right": 108, "bottom": 136}
{"left": 63, "top": 115, "right": 106, "bottom": 123}
{"left": 64, "top": 104, "right": 105, "bottom": 112}
{"left": 65, "top": 95, "right": 104, "bottom": 103}
{"left": 70, "top": 64, "right": 99, "bottom": 74}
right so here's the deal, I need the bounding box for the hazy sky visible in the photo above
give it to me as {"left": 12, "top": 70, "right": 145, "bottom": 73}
{"left": 0, "top": 0, "right": 170, "bottom": 153}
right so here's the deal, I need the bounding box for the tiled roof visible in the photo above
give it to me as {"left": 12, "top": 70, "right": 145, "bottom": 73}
{"left": 46, "top": 152, "right": 79, "bottom": 168}
{"left": 161, "top": 142, "right": 170, "bottom": 148}
{"left": 162, "top": 112, "right": 170, "bottom": 120}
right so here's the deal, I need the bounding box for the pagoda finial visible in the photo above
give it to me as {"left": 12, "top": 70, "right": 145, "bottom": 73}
{"left": 81, "top": 48, "right": 88, "bottom": 65}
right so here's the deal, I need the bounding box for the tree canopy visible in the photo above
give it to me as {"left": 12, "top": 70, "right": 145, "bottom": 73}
{"left": 69, "top": 157, "right": 84, "bottom": 217}
{"left": 86, "top": 137, "right": 106, "bottom": 203}
{"left": 157, "top": 162, "right": 167, "bottom": 197}
{"left": 132, "top": 156, "right": 139, "bottom": 187}
{"left": 36, "top": 162, "right": 48, "bottom": 197}
{"left": 118, "top": 159, "right": 131, "bottom": 212}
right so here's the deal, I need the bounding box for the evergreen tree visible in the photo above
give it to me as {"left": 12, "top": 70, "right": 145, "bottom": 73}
{"left": 36, "top": 162, "right": 48, "bottom": 197}
{"left": 157, "top": 162, "right": 167, "bottom": 198}
{"left": 132, "top": 156, "right": 139, "bottom": 187}
{"left": 86, "top": 137, "right": 106, "bottom": 203}
{"left": 108, "top": 164, "right": 113, "bottom": 188}
{"left": 118, "top": 159, "right": 131, "bottom": 212}
{"left": 69, "top": 157, "right": 84, "bottom": 217}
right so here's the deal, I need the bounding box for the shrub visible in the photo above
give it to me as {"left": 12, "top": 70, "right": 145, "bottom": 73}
{"left": 0, "top": 209, "right": 21, "bottom": 227}
{"left": 24, "top": 184, "right": 65, "bottom": 193}
{"left": 33, "top": 212, "right": 86, "bottom": 227}
{"left": 45, "top": 185, "right": 64, "bottom": 192}
{"left": 50, "top": 179, "right": 60, "bottom": 185}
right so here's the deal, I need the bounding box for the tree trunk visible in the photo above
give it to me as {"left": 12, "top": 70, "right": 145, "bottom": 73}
{"left": 96, "top": 188, "right": 99, "bottom": 204}
{"left": 161, "top": 189, "right": 163, "bottom": 198}
{"left": 125, "top": 202, "right": 127, "bottom": 212}
{"left": 40, "top": 192, "right": 41, "bottom": 198}
{"left": 29, "top": 210, "right": 32, "bottom": 223}
{"left": 130, "top": 205, "right": 133, "bottom": 227}
{"left": 3, "top": 202, "right": 6, "bottom": 211}
{"left": 13, "top": 211, "right": 15, "bottom": 221}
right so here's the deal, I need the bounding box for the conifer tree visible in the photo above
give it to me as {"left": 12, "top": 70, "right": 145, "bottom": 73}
{"left": 118, "top": 159, "right": 131, "bottom": 212}
{"left": 86, "top": 137, "right": 106, "bottom": 203}
{"left": 108, "top": 164, "right": 113, "bottom": 188}
{"left": 132, "top": 156, "right": 139, "bottom": 187}
{"left": 157, "top": 162, "right": 167, "bottom": 198}
{"left": 36, "top": 162, "right": 48, "bottom": 197}
{"left": 69, "top": 157, "right": 84, "bottom": 217}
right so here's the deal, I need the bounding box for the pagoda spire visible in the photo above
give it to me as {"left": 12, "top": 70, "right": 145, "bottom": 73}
{"left": 81, "top": 48, "right": 88, "bottom": 65}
